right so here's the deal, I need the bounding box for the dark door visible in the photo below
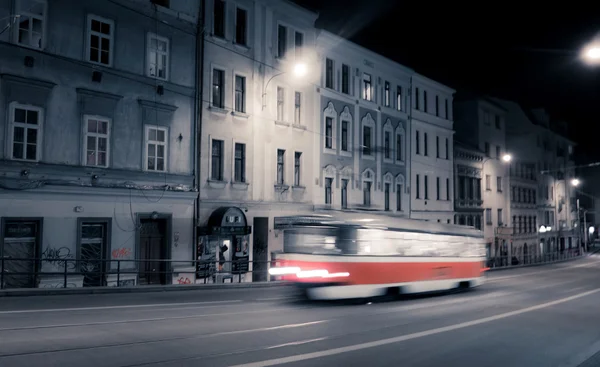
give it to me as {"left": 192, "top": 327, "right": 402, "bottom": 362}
{"left": 252, "top": 217, "right": 269, "bottom": 282}
{"left": 80, "top": 222, "right": 108, "bottom": 287}
{"left": 2, "top": 220, "right": 40, "bottom": 289}
{"left": 139, "top": 219, "right": 168, "bottom": 285}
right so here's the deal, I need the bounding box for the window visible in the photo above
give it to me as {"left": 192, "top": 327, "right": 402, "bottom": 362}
{"left": 294, "top": 91, "right": 301, "bottom": 124}
{"left": 341, "top": 64, "right": 350, "bottom": 94}
{"left": 424, "top": 132, "right": 428, "bottom": 156}
{"left": 294, "top": 152, "right": 301, "bottom": 186}
{"left": 396, "top": 86, "right": 402, "bottom": 111}
{"left": 277, "top": 25, "right": 287, "bottom": 58}
{"left": 15, "top": 0, "right": 46, "bottom": 49}
{"left": 325, "top": 177, "right": 332, "bottom": 205}
{"left": 325, "top": 58, "right": 334, "bottom": 89}
{"left": 87, "top": 15, "right": 113, "bottom": 66}
{"left": 384, "top": 131, "right": 391, "bottom": 159}
{"left": 446, "top": 178, "right": 450, "bottom": 200}
{"left": 84, "top": 116, "right": 110, "bottom": 167}
{"left": 325, "top": 117, "right": 333, "bottom": 149}
{"left": 497, "top": 176, "right": 502, "bottom": 192}
{"left": 213, "top": 0, "right": 225, "bottom": 38}
{"left": 235, "top": 75, "right": 246, "bottom": 113}
{"left": 363, "top": 181, "right": 372, "bottom": 206}
{"left": 234, "top": 143, "right": 246, "bottom": 182}
{"left": 79, "top": 220, "right": 108, "bottom": 287}
{"left": 485, "top": 175, "right": 491, "bottom": 190}
{"left": 436, "top": 136, "right": 440, "bottom": 158}
{"left": 485, "top": 209, "right": 492, "bottom": 225}
{"left": 235, "top": 7, "right": 247, "bottom": 46}
{"left": 423, "top": 91, "right": 428, "bottom": 112}
{"left": 362, "top": 125, "right": 372, "bottom": 155}
{"left": 277, "top": 149, "right": 285, "bottom": 184}
{"left": 294, "top": 31, "right": 303, "bottom": 58}
{"left": 415, "top": 130, "right": 420, "bottom": 154}
{"left": 147, "top": 33, "right": 169, "bottom": 80}
{"left": 495, "top": 115, "right": 501, "bottom": 129}
{"left": 435, "top": 95, "right": 439, "bottom": 116}
{"left": 210, "top": 139, "right": 223, "bottom": 180}
{"left": 362, "top": 73, "right": 372, "bottom": 101}
{"left": 424, "top": 175, "right": 429, "bottom": 200}
{"left": 341, "top": 120, "right": 349, "bottom": 152}
{"left": 484, "top": 142, "right": 490, "bottom": 156}
{"left": 384, "top": 81, "right": 390, "bottom": 107}
{"left": 145, "top": 126, "right": 168, "bottom": 172}
{"left": 445, "top": 138, "right": 449, "bottom": 159}
{"left": 276, "top": 87, "right": 284, "bottom": 121}
{"left": 498, "top": 209, "right": 503, "bottom": 226}
{"left": 435, "top": 177, "right": 441, "bottom": 200}
{"left": 445, "top": 99, "right": 449, "bottom": 119}
{"left": 415, "top": 88, "right": 420, "bottom": 110}
{"left": 385, "top": 183, "right": 390, "bottom": 211}
{"left": 9, "top": 104, "right": 42, "bottom": 161}
{"left": 416, "top": 175, "right": 420, "bottom": 199}
{"left": 396, "top": 184, "right": 403, "bottom": 211}
{"left": 496, "top": 145, "right": 501, "bottom": 159}
{"left": 395, "top": 132, "right": 403, "bottom": 161}
{"left": 341, "top": 179, "right": 348, "bottom": 209}
{"left": 212, "top": 69, "right": 224, "bottom": 108}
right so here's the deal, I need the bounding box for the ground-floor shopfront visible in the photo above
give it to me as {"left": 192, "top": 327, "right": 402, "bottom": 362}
{"left": 0, "top": 186, "right": 196, "bottom": 289}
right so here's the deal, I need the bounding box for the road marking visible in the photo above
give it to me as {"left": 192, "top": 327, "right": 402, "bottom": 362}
{"left": 217, "top": 320, "right": 328, "bottom": 337}
{"left": 488, "top": 260, "right": 600, "bottom": 282}
{"left": 229, "top": 287, "right": 600, "bottom": 367}
{"left": 267, "top": 338, "right": 328, "bottom": 350}
{"left": 0, "top": 300, "right": 242, "bottom": 315}
{"left": 255, "top": 297, "right": 296, "bottom": 301}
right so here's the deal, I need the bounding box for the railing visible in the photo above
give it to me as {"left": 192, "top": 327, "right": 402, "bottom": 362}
{"left": 0, "top": 258, "right": 276, "bottom": 290}
{"left": 486, "top": 249, "right": 584, "bottom": 269}
{"left": 455, "top": 198, "right": 483, "bottom": 208}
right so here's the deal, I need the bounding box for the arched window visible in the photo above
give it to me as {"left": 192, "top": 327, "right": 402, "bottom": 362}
{"left": 323, "top": 102, "right": 337, "bottom": 153}
{"left": 339, "top": 106, "right": 353, "bottom": 157}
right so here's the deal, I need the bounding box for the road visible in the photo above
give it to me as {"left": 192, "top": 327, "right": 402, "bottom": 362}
{"left": 2, "top": 256, "right": 600, "bottom": 367}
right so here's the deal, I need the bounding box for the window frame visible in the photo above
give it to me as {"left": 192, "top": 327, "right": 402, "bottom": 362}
{"left": 294, "top": 151, "right": 302, "bottom": 187}
{"left": 86, "top": 14, "right": 115, "bottom": 67}
{"left": 277, "top": 24, "right": 287, "bottom": 59}
{"left": 234, "top": 73, "right": 246, "bottom": 113}
{"left": 323, "top": 102, "right": 337, "bottom": 154}
{"left": 395, "top": 125, "right": 405, "bottom": 164}
{"left": 8, "top": 102, "right": 44, "bottom": 162}
{"left": 325, "top": 58, "right": 334, "bottom": 89}
{"left": 276, "top": 149, "right": 286, "bottom": 185}
{"left": 146, "top": 32, "right": 170, "bottom": 81}
{"left": 362, "top": 73, "right": 372, "bottom": 101}
{"left": 382, "top": 120, "right": 394, "bottom": 163}
{"left": 143, "top": 125, "right": 169, "bottom": 172}
{"left": 234, "top": 5, "right": 248, "bottom": 46}
{"left": 14, "top": 0, "right": 47, "bottom": 50}
{"left": 233, "top": 141, "right": 246, "bottom": 183}
{"left": 82, "top": 114, "right": 111, "bottom": 168}
{"left": 211, "top": 67, "right": 226, "bottom": 109}
{"left": 294, "top": 91, "right": 302, "bottom": 125}
{"left": 213, "top": 0, "right": 226, "bottom": 39}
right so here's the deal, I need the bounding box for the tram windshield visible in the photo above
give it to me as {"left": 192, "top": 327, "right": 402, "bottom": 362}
{"left": 283, "top": 226, "right": 486, "bottom": 258}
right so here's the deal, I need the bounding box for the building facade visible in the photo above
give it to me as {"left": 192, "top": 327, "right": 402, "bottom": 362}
{"left": 410, "top": 74, "right": 454, "bottom": 223}
{"left": 453, "top": 142, "right": 484, "bottom": 230}
{"left": 454, "top": 94, "right": 511, "bottom": 263}
{"left": 0, "top": 0, "right": 200, "bottom": 288}
{"left": 314, "top": 30, "right": 411, "bottom": 215}
{"left": 197, "top": 0, "right": 318, "bottom": 282}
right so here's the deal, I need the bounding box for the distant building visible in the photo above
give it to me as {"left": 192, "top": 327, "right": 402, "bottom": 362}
{"left": 0, "top": 0, "right": 200, "bottom": 288}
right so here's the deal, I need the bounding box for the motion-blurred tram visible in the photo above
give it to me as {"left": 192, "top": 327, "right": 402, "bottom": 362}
{"left": 270, "top": 211, "right": 487, "bottom": 300}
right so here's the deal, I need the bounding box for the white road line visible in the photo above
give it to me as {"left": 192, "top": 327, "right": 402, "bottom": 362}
{"left": 229, "top": 288, "right": 600, "bottom": 367}
{"left": 267, "top": 338, "right": 328, "bottom": 350}
{"left": 218, "top": 321, "right": 328, "bottom": 337}
{"left": 0, "top": 300, "right": 243, "bottom": 315}
{"left": 255, "top": 297, "right": 295, "bottom": 301}
{"left": 488, "top": 260, "right": 600, "bottom": 282}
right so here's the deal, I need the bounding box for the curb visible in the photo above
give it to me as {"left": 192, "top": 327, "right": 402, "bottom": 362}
{"left": 0, "top": 281, "right": 290, "bottom": 298}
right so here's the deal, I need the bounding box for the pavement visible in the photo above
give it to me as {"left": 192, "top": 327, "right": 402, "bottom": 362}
{"left": 2, "top": 255, "right": 600, "bottom": 367}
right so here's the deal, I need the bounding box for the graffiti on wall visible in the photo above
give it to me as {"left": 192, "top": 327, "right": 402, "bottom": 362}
{"left": 42, "top": 247, "right": 77, "bottom": 270}
{"left": 111, "top": 248, "right": 132, "bottom": 259}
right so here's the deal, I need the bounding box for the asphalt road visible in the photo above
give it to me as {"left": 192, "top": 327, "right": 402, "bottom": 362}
{"left": 2, "top": 256, "right": 600, "bottom": 367}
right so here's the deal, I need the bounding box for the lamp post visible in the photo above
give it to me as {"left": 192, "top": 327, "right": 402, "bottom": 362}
{"left": 482, "top": 153, "right": 512, "bottom": 263}
{"left": 261, "top": 62, "right": 308, "bottom": 110}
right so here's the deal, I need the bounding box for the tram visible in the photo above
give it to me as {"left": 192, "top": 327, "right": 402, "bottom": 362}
{"left": 269, "top": 211, "right": 487, "bottom": 300}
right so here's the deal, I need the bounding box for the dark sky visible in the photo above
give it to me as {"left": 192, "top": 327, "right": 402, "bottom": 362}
{"left": 294, "top": 0, "right": 600, "bottom": 160}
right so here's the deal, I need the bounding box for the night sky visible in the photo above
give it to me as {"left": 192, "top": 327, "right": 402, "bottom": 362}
{"left": 294, "top": 0, "right": 600, "bottom": 160}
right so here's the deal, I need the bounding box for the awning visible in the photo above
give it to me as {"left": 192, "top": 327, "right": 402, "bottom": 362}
{"left": 198, "top": 206, "right": 252, "bottom": 236}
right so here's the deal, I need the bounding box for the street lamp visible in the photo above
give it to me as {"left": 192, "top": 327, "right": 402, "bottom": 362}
{"left": 262, "top": 62, "right": 308, "bottom": 110}
{"left": 571, "top": 178, "right": 581, "bottom": 187}
{"left": 502, "top": 154, "right": 512, "bottom": 163}
{"left": 583, "top": 44, "right": 600, "bottom": 62}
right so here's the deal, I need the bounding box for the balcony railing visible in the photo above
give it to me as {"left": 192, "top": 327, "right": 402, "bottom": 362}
{"left": 455, "top": 198, "right": 483, "bottom": 208}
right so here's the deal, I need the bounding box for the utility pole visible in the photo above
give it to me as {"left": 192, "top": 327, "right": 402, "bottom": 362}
{"left": 577, "top": 198, "right": 582, "bottom": 253}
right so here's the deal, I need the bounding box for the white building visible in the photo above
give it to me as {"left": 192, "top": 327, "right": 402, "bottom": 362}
{"left": 198, "top": 0, "right": 318, "bottom": 282}
{"left": 314, "top": 30, "right": 411, "bottom": 215}
{"left": 410, "top": 74, "right": 455, "bottom": 223}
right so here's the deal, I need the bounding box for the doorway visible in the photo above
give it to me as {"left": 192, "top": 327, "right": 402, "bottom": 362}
{"left": 78, "top": 219, "right": 110, "bottom": 287}
{"left": 1, "top": 219, "right": 42, "bottom": 289}
{"left": 252, "top": 217, "right": 268, "bottom": 282}
{"left": 139, "top": 217, "right": 169, "bottom": 285}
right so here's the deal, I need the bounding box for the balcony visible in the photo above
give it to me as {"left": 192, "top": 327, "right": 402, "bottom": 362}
{"left": 455, "top": 198, "right": 483, "bottom": 208}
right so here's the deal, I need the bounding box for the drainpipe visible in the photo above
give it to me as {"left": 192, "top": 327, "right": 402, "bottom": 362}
{"left": 193, "top": 0, "right": 206, "bottom": 261}
{"left": 408, "top": 76, "right": 413, "bottom": 219}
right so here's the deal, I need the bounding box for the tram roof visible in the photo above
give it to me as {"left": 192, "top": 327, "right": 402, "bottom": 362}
{"left": 274, "top": 210, "right": 483, "bottom": 238}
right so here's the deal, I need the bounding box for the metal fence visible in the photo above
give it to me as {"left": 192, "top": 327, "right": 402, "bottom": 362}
{"left": 0, "top": 258, "right": 274, "bottom": 290}
{"left": 486, "top": 249, "right": 584, "bottom": 269}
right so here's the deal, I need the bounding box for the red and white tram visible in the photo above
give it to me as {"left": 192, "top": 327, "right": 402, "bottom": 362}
{"left": 270, "top": 211, "right": 487, "bottom": 300}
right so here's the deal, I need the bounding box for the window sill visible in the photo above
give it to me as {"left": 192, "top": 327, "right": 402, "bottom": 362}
{"left": 361, "top": 154, "right": 375, "bottom": 161}
{"left": 324, "top": 148, "right": 337, "bottom": 155}
{"left": 207, "top": 179, "right": 227, "bottom": 189}
{"left": 232, "top": 111, "right": 249, "bottom": 119}
{"left": 395, "top": 160, "right": 406, "bottom": 166}
{"left": 210, "top": 35, "right": 228, "bottom": 44}
{"left": 339, "top": 150, "right": 352, "bottom": 158}
{"left": 274, "top": 120, "right": 290, "bottom": 127}
{"left": 209, "top": 105, "right": 229, "bottom": 115}
{"left": 292, "top": 185, "right": 306, "bottom": 192}
{"left": 292, "top": 124, "right": 307, "bottom": 131}
{"left": 231, "top": 182, "right": 249, "bottom": 190}
{"left": 233, "top": 42, "right": 250, "bottom": 52}
{"left": 383, "top": 158, "right": 394, "bottom": 164}
{"left": 274, "top": 184, "right": 290, "bottom": 192}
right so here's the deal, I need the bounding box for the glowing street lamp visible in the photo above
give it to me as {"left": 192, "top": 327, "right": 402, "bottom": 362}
{"left": 501, "top": 154, "right": 512, "bottom": 163}
{"left": 584, "top": 45, "right": 600, "bottom": 61}
{"left": 571, "top": 178, "right": 581, "bottom": 187}
{"left": 262, "top": 62, "right": 309, "bottom": 110}
{"left": 293, "top": 63, "right": 308, "bottom": 77}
